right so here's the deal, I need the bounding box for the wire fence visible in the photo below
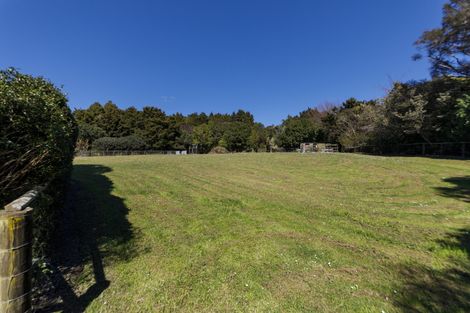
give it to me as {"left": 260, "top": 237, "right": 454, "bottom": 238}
{"left": 76, "top": 143, "right": 469, "bottom": 158}
{"left": 76, "top": 150, "right": 188, "bottom": 157}
{"left": 344, "top": 142, "right": 469, "bottom": 158}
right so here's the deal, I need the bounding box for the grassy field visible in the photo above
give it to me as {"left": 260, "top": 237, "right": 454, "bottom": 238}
{"left": 64, "top": 153, "right": 470, "bottom": 312}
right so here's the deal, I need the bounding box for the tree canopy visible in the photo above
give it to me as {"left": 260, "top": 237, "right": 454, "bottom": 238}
{"left": 74, "top": 74, "right": 470, "bottom": 154}
{"left": 415, "top": 0, "right": 470, "bottom": 77}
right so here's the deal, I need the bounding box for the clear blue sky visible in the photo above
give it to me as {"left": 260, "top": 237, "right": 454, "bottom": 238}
{"left": 0, "top": 0, "right": 446, "bottom": 125}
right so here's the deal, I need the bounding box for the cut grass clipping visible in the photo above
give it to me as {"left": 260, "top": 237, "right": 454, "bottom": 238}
{"left": 66, "top": 153, "right": 470, "bottom": 312}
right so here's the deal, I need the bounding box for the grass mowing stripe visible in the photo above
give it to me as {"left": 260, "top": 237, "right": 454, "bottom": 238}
{"left": 71, "top": 153, "right": 470, "bottom": 313}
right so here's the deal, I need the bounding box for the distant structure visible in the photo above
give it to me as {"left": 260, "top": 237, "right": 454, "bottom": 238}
{"left": 318, "top": 143, "right": 339, "bottom": 153}
{"left": 300, "top": 143, "right": 339, "bottom": 153}
{"left": 300, "top": 142, "right": 316, "bottom": 153}
{"left": 189, "top": 144, "right": 199, "bottom": 154}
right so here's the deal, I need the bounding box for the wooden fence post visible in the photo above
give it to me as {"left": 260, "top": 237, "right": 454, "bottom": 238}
{"left": 463, "top": 143, "right": 466, "bottom": 159}
{"left": 1, "top": 189, "right": 39, "bottom": 313}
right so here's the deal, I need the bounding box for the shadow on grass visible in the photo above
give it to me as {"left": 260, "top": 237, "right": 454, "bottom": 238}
{"left": 435, "top": 176, "right": 470, "bottom": 203}
{"left": 37, "top": 164, "right": 140, "bottom": 312}
{"left": 394, "top": 177, "right": 470, "bottom": 312}
{"left": 395, "top": 229, "right": 470, "bottom": 313}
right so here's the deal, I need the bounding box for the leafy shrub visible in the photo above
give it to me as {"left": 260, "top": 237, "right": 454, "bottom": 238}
{"left": 75, "top": 122, "right": 107, "bottom": 151}
{"left": 78, "top": 122, "right": 107, "bottom": 141}
{"left": 92, "top": 135, "right": 147, "bottom": 151}
{"left": 0, "top": 68, "right": 77, "bottom": 257}
{"left": 222, "top": 122, "right": 251, "bottom": 152}
{"left": 209, "top": 146, "right": 229, "bottom": 154}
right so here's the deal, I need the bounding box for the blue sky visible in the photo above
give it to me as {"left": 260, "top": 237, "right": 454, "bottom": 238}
{"left": 0, "top": 0, "right": 446, "bottom": 125}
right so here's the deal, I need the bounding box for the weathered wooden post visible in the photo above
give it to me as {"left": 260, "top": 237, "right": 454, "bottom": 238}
{"left": 0, "top": 189, "right": 39, "bottom": 313}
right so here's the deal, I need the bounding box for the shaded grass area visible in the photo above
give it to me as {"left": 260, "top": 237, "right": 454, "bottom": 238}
{"left": 395, "top": 228, "right": 470, "bottom": 313}
{"left": 394, "top": 176, "right": 470, "bottom": 313}
{"left": 59, "top": 153, "right": 470, "bottom": 312}
{"left": 37, "top": 165, "right": 140, "bottom": 312}
{"left": 436, "top": 176, "right": 470, "bottom": 203}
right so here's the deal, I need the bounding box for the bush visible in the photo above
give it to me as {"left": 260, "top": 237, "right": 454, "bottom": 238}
{"left": 0, "top": 68, "right": 77, "bottom": 257}
{"left": 92, "top": 135, "right": 147, "bottom": 151}
{"left": 209, "top": 146, "right": 229, "bottom": 154}
{"left": 76, "top": 122, "right": 107, "bottom": 151}
{"left": 222, "top": 122, "right": 251, "bottom": 152}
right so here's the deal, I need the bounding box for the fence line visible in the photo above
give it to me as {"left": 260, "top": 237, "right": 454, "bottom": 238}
{"left": 76, "top": 143, "right": 470, "bottom": 158}
{"left": 76, "top": 150, "right": 188, "bottom": 157}
{"left": 344, "top": 141, "right": 469, "bottom": 158}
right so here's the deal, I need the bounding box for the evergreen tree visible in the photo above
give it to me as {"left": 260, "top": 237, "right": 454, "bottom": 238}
{"left": 415, "top": 0, "right": 470, "bottom": 77}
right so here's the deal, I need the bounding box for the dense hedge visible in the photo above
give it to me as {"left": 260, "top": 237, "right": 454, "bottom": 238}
{"left": 0, "top": 68, "right": 77, "bottom": 257}
{"left": 92, "top": 135, "right": 147, "bottom": 151}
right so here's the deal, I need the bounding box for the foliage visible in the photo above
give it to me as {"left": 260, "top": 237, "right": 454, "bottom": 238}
{"left": 456, "top": 94, "right": 470, "bottom": 129}
{"left": 335, "top": 99, "right": 381, "bottom": 148}
{"left": 248, "top": 123, "right": 267, "bottom": 152}
{"left": 415, "top": 0, "right": 470, "bottom": 77}
{"left": 209, "top": 146, "right": 229, "bottom": 154}
{"left": 192, "top": 124, "right": 213, "bottom": 153}
{"left": 277, "top": 115, "right": 321, "bottom": 151}
{"left": 314, "top": 77, "right": 470, "bottom": 151}
{"left": 264, "top": 125, "right": 281, "bottom": 152}
{"left": 99, "top": 101, "right": 124, "bottom": 137}
{"left": 0, "top": 68, "right": 77, "bottom": 257}
{"left": 222, "top": 122, "right": 252, "bottom": 152}
{"left": 75, "top": 75, "right": 470, "bottom": 154}
{"left": 381, "top": 78, "right": 470, "bottom": 144}
{"left": 74, "top": 105, "right": 266, "bottom": 153}
{"left": 93, "top": 135, "right": 147, "bottom": 151}
{"left": 137, "top": 107, "right": 169, "bottom": 149}
{"left": 321, "top": 109, "right": 341, "bottom": 143}
{"left": 76, "top": 122, "right": 106, "bottom": 151}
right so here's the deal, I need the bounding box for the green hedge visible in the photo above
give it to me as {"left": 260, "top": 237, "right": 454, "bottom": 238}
{"left": 92, "top": 135, "right": 147, "bottom": 151}
{"left": 0, "top": 68, "right": 77, "bottom": 257}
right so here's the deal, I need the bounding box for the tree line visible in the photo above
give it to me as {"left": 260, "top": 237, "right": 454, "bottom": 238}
{"left": 74, "top": 76, "right": 470, "bottom": 154}
{"left": 74, "top": 105, "right": 268, "bottom": 152}
{"left": 74, "top": 0, "right": 470, "bottom": 153}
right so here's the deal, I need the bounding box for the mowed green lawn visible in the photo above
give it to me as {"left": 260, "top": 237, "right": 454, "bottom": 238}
{"left": 70, "top": 153, "right": 470, "bottom": 313}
